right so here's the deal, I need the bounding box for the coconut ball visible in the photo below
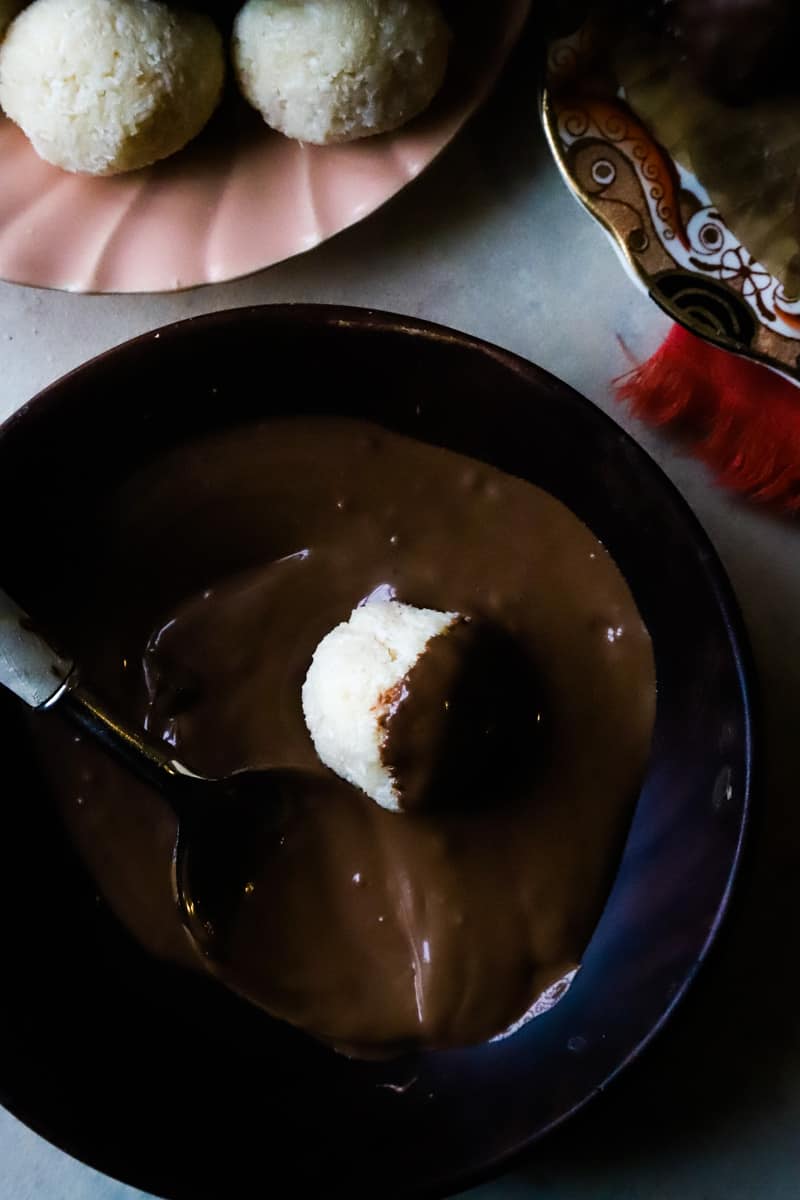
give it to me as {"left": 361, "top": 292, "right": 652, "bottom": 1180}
{"left": 302, "top": 600, "right": 463, "bottom": 812}
{"left": 302, "top": 598, "right": 540, "bottom": 814}
{"left": 0, "top": 0, "right": 225, "bottom": 175}
{"left": 231, "top": 0, "right": 450, "bottom": 145}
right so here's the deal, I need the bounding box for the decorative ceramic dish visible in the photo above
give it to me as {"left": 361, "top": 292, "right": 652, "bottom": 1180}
{"left": 0, "top": 306, "right": 752, "bottom": 1199}
{"left": 0, "top": 0, "right": 528, "bottom": 294}
{"left": 542, "top": 21, "right": 800, "bottom": 382}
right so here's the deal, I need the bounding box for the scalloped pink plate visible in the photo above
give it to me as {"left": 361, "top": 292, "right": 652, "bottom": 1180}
{"left": 0, "top": 0, "right": 529, "bottom": 294}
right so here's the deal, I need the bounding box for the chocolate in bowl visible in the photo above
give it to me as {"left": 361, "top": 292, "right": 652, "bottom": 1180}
{"left": 0, "top": 307, "right": 752, "bottom": 1199}
{"left": 44, "top": 415, "right": 654, "bottom": 1055}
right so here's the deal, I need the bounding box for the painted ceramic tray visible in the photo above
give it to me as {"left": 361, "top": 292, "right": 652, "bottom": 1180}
{"left": 542, "top": 20, "right": 800, "bottom": 383}
{"left": 0, "top": 0, "right": 528, "bottom": 294}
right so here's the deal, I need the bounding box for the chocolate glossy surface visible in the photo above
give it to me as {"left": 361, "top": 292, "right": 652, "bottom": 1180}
{"left": 37, "top": 418, "right": 654, "bottom": 1053}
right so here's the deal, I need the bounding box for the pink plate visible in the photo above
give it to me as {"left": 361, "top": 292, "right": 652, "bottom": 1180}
{"left": 0, "top": 0, "right": 529, "bottom": 294}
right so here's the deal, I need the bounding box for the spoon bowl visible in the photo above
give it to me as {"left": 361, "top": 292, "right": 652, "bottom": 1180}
{"left": 173, "top": 767, "right": 300, "bottom": 966}
{"left": 0, "top": 582, "right": 306, "bottom": 977}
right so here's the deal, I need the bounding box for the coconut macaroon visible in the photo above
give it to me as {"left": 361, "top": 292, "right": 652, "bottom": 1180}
{"left": 0, "top": 0, "right": 225, "bottom": 175}
{"left": 304, "top": 599, "right": 542, "bottom": 814}
{"left": 303, "top": 600, "right": 468, "bottom": 812}
{"left": 232, "top": 0, "right": 451, "bottom": 145}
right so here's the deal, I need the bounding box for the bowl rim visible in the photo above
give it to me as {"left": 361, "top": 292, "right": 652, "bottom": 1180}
{"left": 0, "top": 304, "right": 756, "bottom": 1200}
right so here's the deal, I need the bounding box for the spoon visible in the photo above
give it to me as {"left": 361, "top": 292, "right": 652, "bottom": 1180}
{"left": 0, "top": 585, "right": 293, "bottom": 962}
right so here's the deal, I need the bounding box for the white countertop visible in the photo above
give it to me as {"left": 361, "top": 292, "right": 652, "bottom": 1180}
{"left": 2, "top": 34, "right": 800, "bottom": 1200}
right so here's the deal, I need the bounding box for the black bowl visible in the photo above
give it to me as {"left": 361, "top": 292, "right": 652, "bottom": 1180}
{"left": 0, "top": 306, "right": 753, "bottom": 1200}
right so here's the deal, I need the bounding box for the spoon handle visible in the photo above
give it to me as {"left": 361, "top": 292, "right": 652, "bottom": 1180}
{"left": 0, "top": 586, "right": 74, "bottom": 708}
{"left": 0, "top": 586, "right": 195, "bottom": 798}
{"left": 60, "top": 685, "right": 193, "bottom": 796}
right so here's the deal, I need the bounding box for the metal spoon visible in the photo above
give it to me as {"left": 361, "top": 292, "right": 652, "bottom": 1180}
{"left": 0, "top": 585, "right": 292, "bottom": 961}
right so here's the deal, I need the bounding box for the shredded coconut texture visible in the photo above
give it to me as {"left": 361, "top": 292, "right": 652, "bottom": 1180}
{"left": 232, "top": 0, "right": 450, "bottom": 145}
{"left": 0, "top": 0, "right": 225, "bottom": 175}
{"left": 302, "top": 600, "right": 459, "bottom": 811}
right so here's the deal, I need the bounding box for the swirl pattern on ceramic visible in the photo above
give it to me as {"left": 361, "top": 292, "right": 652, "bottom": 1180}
{"left": 543, "top": 24, "right": 800, "bottom": 382}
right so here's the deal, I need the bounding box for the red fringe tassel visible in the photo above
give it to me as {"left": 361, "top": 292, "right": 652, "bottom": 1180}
{"left": 615, "top": 325, "right": 800, "bottom": 513}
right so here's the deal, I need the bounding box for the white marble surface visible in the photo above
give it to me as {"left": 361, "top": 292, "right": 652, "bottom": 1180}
{"left": 3, "top": 30, "right": 800, "bottom": 1200}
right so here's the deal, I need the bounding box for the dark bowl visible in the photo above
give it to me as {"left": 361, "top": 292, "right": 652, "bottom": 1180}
{"left": 0, "top": 306, "right": 753, "bottom": 1200}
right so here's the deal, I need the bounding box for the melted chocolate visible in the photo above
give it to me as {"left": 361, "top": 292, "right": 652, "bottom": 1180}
{"left": 35, "top": 418, "right": 656, "bottom": 1054}
{"left": 381, "top": 618, "right": 544, "bottom": 814}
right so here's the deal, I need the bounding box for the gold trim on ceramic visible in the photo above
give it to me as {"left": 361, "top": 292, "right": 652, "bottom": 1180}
{"left": 542, "top": 27, "right": 800, "bottom": 383}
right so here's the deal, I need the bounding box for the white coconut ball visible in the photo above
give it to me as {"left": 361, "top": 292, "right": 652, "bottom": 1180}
{"left": 302, "top": 600, "right": 460, "bottom": 812}
{"left": 232, "top": 0, "right": 451, "bottom": 145}
{"left": 0, "top": 0, "right": 225, "bottom": 175}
